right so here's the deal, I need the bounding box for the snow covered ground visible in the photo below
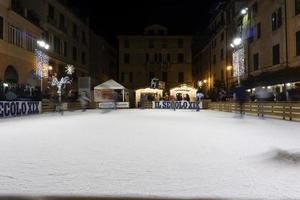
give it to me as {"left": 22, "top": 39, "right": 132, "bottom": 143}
{"left": 1, "top": 109, "right": 300, "bottom": 199}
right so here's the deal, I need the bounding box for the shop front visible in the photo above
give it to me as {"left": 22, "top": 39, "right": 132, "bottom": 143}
{"left": 170, "top": 84, "right": 197, "bottom": 101}
{"left": 135, "top": 88, "right": 163, "bottom": 108}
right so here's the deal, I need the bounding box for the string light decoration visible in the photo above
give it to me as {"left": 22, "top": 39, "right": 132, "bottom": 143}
{"left": 65, "top": 64, "right": 75, "bottom": 75}
{"left": 35, "top": 49, "right": 49, "bottom": 79}
{"left": 232, "top": 48, "right": 245, "bottom": 78}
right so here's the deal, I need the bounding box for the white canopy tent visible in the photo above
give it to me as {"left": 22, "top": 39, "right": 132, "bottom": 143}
{"left": 94, "top": 79, "right": 127, "bottom": 103}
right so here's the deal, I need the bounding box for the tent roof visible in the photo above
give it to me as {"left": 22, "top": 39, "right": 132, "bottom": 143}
{"left": 94, "top": 79, "right": 126, "bottom": 90}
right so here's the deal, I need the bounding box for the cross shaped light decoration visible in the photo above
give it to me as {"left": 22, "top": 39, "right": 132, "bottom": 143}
{"left": 65, "top": 65, "right": 75, "bottom": 75}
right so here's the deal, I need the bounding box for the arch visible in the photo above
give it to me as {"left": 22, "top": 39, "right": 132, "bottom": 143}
{"left": 4, "top": 65, "right": 19, "bottom": 84}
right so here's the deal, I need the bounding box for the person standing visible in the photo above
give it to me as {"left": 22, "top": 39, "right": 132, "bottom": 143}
{"left": 234, "top": 85, "right": 247, "bottom": 117}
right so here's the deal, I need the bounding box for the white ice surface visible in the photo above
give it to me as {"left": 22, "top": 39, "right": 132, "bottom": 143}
{"left": 1, "top": 109, "right": 300, "bottom": 199}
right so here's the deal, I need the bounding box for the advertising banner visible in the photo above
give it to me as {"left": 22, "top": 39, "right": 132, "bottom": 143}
{"left": 152, "top": 101, "right": 201, "bottom": 109}
{"left": 0, "top": 101, "right": 41, "bottom": 118}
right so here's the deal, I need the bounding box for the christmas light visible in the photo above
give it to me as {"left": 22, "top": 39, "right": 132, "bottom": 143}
{"left": 35, "top": 49, "right": 49, "bottom": 79}
{"left": 65, "top": 65, "right": 75, "bottom": 75}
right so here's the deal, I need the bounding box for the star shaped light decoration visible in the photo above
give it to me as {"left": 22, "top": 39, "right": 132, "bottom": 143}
{"left": 65, "top": 65, "right": 75, "bottom": 75}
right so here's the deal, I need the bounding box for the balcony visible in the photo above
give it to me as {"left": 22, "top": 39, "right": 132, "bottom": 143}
{"left": 10, "top": 1, "right": 40, "bottom": 27}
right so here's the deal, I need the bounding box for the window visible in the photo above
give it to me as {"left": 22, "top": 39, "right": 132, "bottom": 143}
{"left": 121, "top": 72, "right": 124, "bottom": 82}
{"left": 252, "top": 2, "right": 258, "bottom": 15}
{"left": 213, "top": 54, "right": 216, "bottom": 64}
{"left": 177, "top": 53, "right": 184, "bottom": 63}
{"left": 25, "top": 34, "right": 35, "bottom": 52}
{"left": 129, "top": 72, "right": 133, "bottom": 83}
{"left": 278, "top": 8, "right": 282, "bottom": 28}
{"left": 212, "top": 39, "right": 217, "bottom": 48}
{"left": 81, "top": 52, "right": 86, "bottom": 65}
{"left": 54, "top": 35, "right": 61, "bottom": 54}
{"left": 220, "top": 48, "right": 224, "bottom": 60}
{"left": 221, "top": 69, "right": 224, "bottom": 81}
{"left": 73, "top": 23, "right": 77, "bottom": 38}
{"left": 253, "top": 53, "right": 259, "bottom": 71}
{"left": 296, "top": 0, "right": 300, "bottom": 15}
{"left": 162, "top": 40, "right": 167, "bottom": 48}
{"left": 154, "top": 53, "right": 158, "bottom": 63}
{"left": 8, "top": 25, "right": 22, "bottom": 47}
{"left": 48, "top": 4, "right": 54, "bottom": 19}
{"left": 257, "top": 23, "right": 261, "bottom": 39}
{"left": 82, "top": 31, "right": 86, "bottom": 44}
{"left": 0, "top": 16, "right": 3, "bottom": 39}
{"left": 64, "top": 41, "right": 67, "bottom": 57}
{"left": 72, "top": 46, "right": 77, "bottom": 61}
{"left": 272, "top": 8, "right": 282, "bottom": 31}
{"left": 273, "top": 44, "right": 280, "bottom": 65}
{"left": 272, "top": 12, "right": 277, "bottom": 31}
{"left": 158, "top": 53, "right": 162, "bottom": 63}
{"left": 162, "top": 72, "right": 168, "bottom": 82}
{"left": 124, "top": 53, "right": 130, "bottom": 64}
{"left": 145, "top": 53, "right": 149, "bottom": 63}
{"left": 167, "top": 54, "right": 171, "bottom": 63}
{"left": 220, "top": 32, "right": 224, "bottom": 41}
{"left": 149, "top": 39, "right": 154, "bottom": 48}
{"left": 178, "top": 39, "right": 183, "bottom": 48}
{"left": 178, "top": 72, "right": 184, "bottom": 83}
{"left": 59, "top": 13, "right": 65, "bottom": 29}
{"left": 149, "top": 72, "right": 155, "bottom": 82}
{"left": 124, "top": 39, "right": 129, "bottom": 48}
{"left": 296, "top": 31, "right": 300, "bottom": 56}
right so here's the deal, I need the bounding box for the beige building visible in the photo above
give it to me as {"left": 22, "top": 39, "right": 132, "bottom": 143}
{"left": 118, "top": 25, "right": 192, "bottom": 90}
{"left": 195, "top": 0, "right": 300, "bottom": 96}
{"left": 193, "top": 0, "right": 247, "bottom": 95}
{"left": 0, "top": 0, "right": 43, "bottom": 87}
{"left": 15, "top": 0, "right": 90, "bottom": 90}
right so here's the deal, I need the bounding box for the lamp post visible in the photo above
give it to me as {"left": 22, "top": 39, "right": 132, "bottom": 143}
{"left": 36, "top": 40, "right": 50, "bottom": 95}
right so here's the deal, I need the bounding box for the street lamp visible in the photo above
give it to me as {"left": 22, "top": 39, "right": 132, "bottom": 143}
{"left": 241, "top": 8, "right": 248, "bottom": 15}
{"left": 36, "top": 40, "right": 50, "bottom": 95}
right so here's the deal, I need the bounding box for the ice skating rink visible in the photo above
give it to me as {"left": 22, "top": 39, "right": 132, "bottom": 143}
{"left": 1, "top": 109, "right": 300, "bottom": 199}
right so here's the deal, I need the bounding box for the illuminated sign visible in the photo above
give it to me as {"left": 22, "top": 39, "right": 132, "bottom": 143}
{"left": 153, "top": 101, "right": 200, "bottom": 110}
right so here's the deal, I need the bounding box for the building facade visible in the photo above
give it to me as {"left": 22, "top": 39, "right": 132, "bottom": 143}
{"left": 118, "top": 25, "right": 193, "bottom": 90}
{"left": 193, "top": 0, "right": 247, "bottom": 96}
{"left": 0, "top": 0, "right": 43, "bottom": 88}
{"left": 19, "top": 0, "right": 90, "bottom": 88}
{"left": 89, "top": 31, "right": 118, "bottom": 87}
{"left": 1, "top": 0, "right": 117, "bottom": 99}
{"left": 195, "top": 0, "right": 300, "bottom": 97}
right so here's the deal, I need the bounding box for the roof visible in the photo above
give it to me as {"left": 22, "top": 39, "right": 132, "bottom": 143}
{"left": 94, "top": 79, "right": 125, "bottom": 90}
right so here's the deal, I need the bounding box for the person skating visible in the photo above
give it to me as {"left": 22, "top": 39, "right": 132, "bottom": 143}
{"left": 233, "top": 85, "right": 247, "bottom": 117}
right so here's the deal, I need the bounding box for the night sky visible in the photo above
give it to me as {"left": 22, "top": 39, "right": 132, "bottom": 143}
{"left": 66, "top": 0, "right": 219, "bottom": 43}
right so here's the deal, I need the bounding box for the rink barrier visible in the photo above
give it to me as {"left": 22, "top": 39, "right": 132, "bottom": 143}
{"left": 41, "top": 101, "right": 97, "bottom": 113}
{"left": 0, "top": 196, "right": 225, "bottom": 200}
{"left": 208, "top": 101, "right": 300, "bottom": 121}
